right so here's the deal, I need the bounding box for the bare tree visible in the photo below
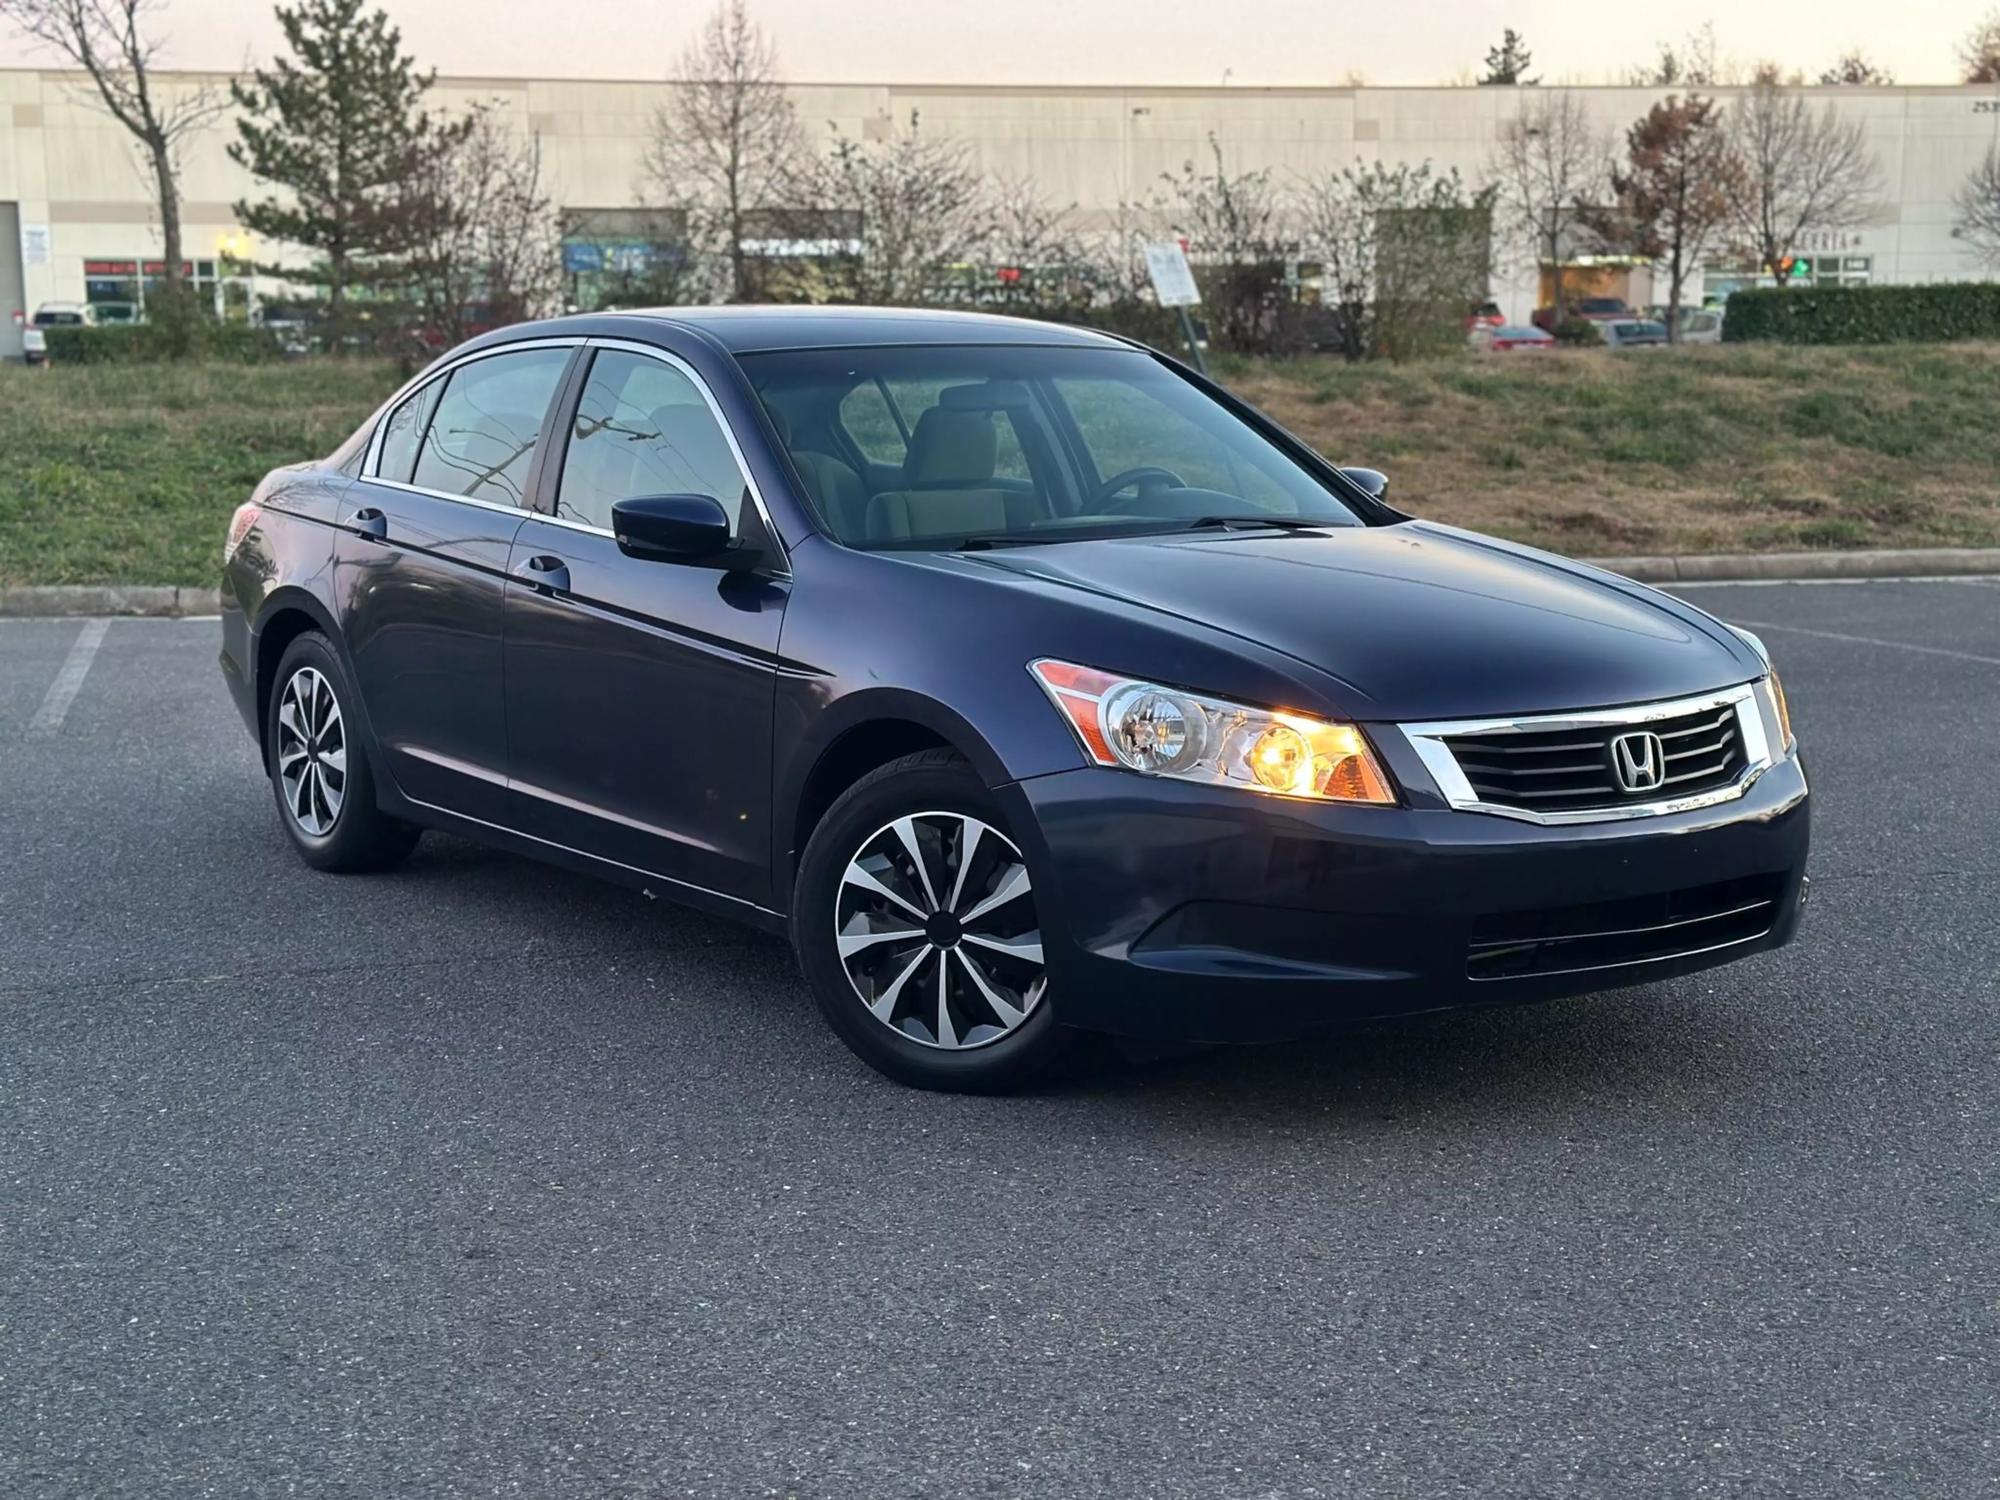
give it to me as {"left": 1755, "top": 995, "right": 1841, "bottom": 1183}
{"left": 1961, "top": 9, "right": 2000, "bottom": 84}
{"left": 1295, "top": 159, "right": 1492, "bottom": 360}
{"left": 1488, "top": 90, "right": 1606, "bottom": 324}
{"left": 1602, "top": 95, "right": 1740, "bottom": 341}
{"left": 646, "top": 0, "right": 802, "bottom": 301}
{"left": 1817, "top": 49, "right": 1894, "bottom": 86}
{"left": 0, "top": 0, "right": 223, "bottom": 341}
{"left": 804, "top": 110, "right": 992, "bottom": 306}
{"left": 406, "top": 106, "right": 563, "bottom": 348}
{"left": 1721, "top": 79, "right": 1881, "bottom": 279}
{"left": 983, "top": 178, "right": 1103, "bottom": 318}
{"left": 1154, "top": 136, "right": 1298, "bottom": 353}
{"left": 1623, "top": 23, "right": 1730, "bottom": 87}
{"left": 1955, "top": 146, "right": 2000, "bottom": 267}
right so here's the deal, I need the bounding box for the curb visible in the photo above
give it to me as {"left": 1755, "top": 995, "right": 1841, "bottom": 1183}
{"left": 1578, "top": 547, "right": 2000, "bottom": 584}
{"left": 0, "top": 585, "right": 220, "bottom": 618}
{"left": 5, "top": 547, "right": 2000, "bottom": 617}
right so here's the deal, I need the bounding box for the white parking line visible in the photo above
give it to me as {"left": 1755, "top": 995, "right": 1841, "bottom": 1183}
{"left": 1726, "top": 617, "right": 2000, "bottom": 668}
{"left": 26, "top": 618, "right": 111, "bottom": 736}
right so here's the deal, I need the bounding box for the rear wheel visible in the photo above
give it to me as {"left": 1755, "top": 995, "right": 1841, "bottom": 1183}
{"left": 265, "top": 632, "right": 420, "bottom": 872}
{"left": 794, "top": 750, "right": 1070, "bottom": 1092}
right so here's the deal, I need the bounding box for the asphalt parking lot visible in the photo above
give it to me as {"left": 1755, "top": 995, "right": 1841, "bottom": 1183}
{"left": 3, "top": 577, "right": 1997, "bottom": 1498}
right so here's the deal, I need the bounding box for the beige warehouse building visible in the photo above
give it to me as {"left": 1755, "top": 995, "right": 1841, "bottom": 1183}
{"left": 3, "top": 66, "right": 1998, "bottom": 357}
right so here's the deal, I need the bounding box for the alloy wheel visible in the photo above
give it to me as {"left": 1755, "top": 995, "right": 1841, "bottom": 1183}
{"left": 275, "top": 666, "right": 346, "bottom": 837}
{"left": 834, "top": 811, "right": 1046, "bottom": 1050}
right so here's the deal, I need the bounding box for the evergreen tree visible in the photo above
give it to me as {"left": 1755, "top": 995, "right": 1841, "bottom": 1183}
{"left": 1479, "top": 29, "right": 1538, "bottom": 86}
{"left": 230, "top": 0, "right": 466, "bottom": 341}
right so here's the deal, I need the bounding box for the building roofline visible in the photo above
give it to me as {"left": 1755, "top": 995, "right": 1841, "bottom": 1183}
{"left": 2, "top": 65, "right": 1994, "bottom": 95}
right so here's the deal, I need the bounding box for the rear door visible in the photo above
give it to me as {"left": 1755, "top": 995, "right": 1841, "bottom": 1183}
{"left": 501, "top": 340, "right": 789, "bottom": 908}
{"left": 336, "top": 340, "right": 578, "bottom": 820}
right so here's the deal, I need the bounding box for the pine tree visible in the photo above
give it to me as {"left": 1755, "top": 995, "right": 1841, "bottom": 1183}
{"left": 1479, "top": 29, "right": 1538, "bottom": 86}
{"left": 230, "top": 0, "right": 466, "bottom": 342}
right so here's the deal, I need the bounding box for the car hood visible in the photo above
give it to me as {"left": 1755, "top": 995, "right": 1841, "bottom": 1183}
{"left": 958, "top": 522, "right": 1760, "bottom": 721}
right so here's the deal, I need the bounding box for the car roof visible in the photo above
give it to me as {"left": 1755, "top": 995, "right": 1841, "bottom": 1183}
{"left": 478, "top": 305, "right": 1133, "bottom": 355}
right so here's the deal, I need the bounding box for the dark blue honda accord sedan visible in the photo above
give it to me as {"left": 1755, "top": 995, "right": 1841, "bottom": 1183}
{"left": 219, "top": 307, "right": 1808, "bottom": 1090}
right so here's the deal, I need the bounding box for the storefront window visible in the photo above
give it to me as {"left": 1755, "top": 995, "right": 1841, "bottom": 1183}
{"left": 84, "top": 257, "right": 247, "bottom": 321}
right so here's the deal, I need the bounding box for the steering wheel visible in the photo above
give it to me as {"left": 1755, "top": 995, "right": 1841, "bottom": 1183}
{"left": 1094, "top": 466, "right": 1190, "bottom": 513}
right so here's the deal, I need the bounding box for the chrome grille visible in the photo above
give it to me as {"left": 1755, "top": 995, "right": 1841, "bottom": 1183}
{"left": 1398, "top": 684, "right": 1774, "bottom": 826}
{"left": 1444, "top": 702, "right": 1745, "bottom": 811}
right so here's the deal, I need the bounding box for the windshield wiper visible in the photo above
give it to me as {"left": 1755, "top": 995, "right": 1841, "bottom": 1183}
{"left": 1179, "top": 515, "right": 1335, "bottom": 534}
{"left": 952, "top": 533, "right": 1060, "bottom": 551}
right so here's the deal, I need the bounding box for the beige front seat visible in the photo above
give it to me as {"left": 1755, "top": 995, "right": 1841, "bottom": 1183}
{"left": 864, "top": 406, "right": 1010, "bottom": 541}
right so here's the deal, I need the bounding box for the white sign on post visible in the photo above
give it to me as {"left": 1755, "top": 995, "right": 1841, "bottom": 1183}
{"left": 22, "top": 225, "right": 50, "bottom": 266}
{"left": 1143, "top": 241, "right": 1201, "bottom": 307}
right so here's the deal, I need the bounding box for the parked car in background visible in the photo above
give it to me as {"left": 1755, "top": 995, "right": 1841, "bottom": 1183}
{"left": 1474, "top": 323, "right": 1555, "bottom": 352}
{"left": 218, "top": 307, "right": 1810, "bottom": 1092}
{"left": 1601, "top": 319, "right": 1670, "bottom": 349}
{"left": 32, "top": 301, "right": 98, "bottom": 328}
{"left": 24, "top": 301, "right": 99, "bottom": 364}
{"left": 1466, "top": 300, "right": 1505, "bottom": 332}
{"left": 1531, "top": 296, "right": 1631, "bottom": 333}
{"left": 1646, "top": 306, "right": 1725, "bottom": 345}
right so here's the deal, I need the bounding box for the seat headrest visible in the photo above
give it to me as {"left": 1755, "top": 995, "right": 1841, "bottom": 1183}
{"left": 903, "top": 406, "right": 997, "bottom": 488}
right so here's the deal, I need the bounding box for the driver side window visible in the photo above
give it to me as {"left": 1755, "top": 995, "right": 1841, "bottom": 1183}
{"left": 555, "top": 351, "right": 750, "bottom": 531}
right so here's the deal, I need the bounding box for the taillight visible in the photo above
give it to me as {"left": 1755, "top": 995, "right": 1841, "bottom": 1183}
{"left": 224, "top": 501, "right": 262, "bottom": 563}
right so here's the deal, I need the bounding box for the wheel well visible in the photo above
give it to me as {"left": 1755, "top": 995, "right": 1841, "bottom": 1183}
{"left": 792, "top": 720, "right": 955, "bottom": 867}
{"left": 254, "top": 608, "right": 322, "bottom": 757}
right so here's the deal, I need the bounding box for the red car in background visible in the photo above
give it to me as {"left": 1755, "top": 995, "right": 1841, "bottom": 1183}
{"left": 1475, "top": 323, "right": 1556, "bottom": 352}
{"left": 1530, "top": 296, "right": 1631, "bottom": 333}
{"left": 1467, "top": 300, "right": 1505, "bottom": 332}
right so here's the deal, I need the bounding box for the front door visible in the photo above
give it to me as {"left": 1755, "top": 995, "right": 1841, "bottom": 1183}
{"left": 503, "top": 344, "right": 788, "bottom": 908}
{"left": 336, "top": 342, "right": 576, "bottom": 820}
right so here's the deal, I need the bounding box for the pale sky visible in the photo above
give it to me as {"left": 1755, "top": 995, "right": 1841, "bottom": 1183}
{"left": 4, "top": 0, "right": 1988, "bottom": 87}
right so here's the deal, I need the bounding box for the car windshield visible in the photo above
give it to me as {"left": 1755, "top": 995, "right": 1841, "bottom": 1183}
{"left": 740, "top": 344, "right": 1363, "bottom": 549}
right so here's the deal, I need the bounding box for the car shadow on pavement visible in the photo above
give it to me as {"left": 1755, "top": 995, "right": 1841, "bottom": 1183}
{"left": 370, "top": 832, "right": 1785, "bottom": 1127}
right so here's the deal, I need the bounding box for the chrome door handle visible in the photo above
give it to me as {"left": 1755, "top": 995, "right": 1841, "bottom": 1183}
{"left": 344, "top": 506, "right": 387, "bottom": 541}
{"left": 512, "top": 553, "right": 571, "bottom": 596}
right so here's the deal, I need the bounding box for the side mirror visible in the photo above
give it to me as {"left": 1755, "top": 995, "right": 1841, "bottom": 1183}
{"left": 611, "top": 493, "right": 734, "bottom": 563}
{"left": 1339, "top": 466, "right": 1390, "bottom": 502}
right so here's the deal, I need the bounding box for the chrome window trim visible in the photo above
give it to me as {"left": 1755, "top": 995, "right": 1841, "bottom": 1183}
{"left": 1400, "top": 682, "right": 1773, "bottom": 826}
{"left": 568, "top": 336, "right": 791, "bottom": 573}
{"left": 361, "top": 336, "right": 583, "bottom": 480}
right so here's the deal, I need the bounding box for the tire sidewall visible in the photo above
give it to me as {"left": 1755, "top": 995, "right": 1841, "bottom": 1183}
{"left": 794, "top": 756, "right": 1063, "bottom": 1091}
{"left": 265, "top": 632, "right": 379, "bottom": 869}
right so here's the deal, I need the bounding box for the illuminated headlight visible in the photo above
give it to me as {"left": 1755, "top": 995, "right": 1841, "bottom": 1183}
{"left": 1030, "top": 659, "right": 1396, "bottom": 804}
{"left": 1732, "top": 627, "right": 1796, "bottom": 756}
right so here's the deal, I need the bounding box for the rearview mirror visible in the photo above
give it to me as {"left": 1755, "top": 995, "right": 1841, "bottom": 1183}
{"left": 611, "top": 494, "right": 734, "bottom": 563}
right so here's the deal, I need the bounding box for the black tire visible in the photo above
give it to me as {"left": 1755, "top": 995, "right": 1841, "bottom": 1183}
{"left": 265, "top": 631, "right": 420, "bottom": 873}
{"left": 793, "top": 748, "right": 1073, "bottom": 1093}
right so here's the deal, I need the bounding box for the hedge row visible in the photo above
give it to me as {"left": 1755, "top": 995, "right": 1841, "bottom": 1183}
{"left": 1723, "top": 282, "right": 2000, "bottom": 345}
{"left": 41, "top": 323, "right": 283, "bottom": 364}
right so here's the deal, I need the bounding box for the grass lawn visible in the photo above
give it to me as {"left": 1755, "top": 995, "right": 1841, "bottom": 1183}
{"left": 0, "top": 360, "right": 401, "bottom": 588}
{"left": 1225, "top": 341, "right": 2000, "bottom": 557}
{"left": 4, "top": 342, "right": 1998, "bottom": 587}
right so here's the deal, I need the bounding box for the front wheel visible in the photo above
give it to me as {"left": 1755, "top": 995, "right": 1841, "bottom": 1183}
{"left": 793, "top": 750, "right": 1071, "bottom": 1092}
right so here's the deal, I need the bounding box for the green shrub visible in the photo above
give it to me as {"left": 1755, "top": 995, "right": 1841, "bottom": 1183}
{"left": 42, "top": 322, "right": 282, "bottom": 365}
{"left": 1724, "top": 283, "right": 2000, "bottom": 345}
{"left": 1552, "top": 317, "right": 1603, "bottom": 345}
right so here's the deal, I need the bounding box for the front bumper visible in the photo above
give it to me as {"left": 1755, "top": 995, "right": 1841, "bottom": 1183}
{"left": 997, "top": 755, "right": 1810, "bottom": 1043}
